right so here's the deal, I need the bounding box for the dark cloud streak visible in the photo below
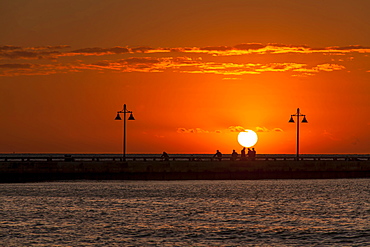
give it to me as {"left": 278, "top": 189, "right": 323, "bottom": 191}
{"left": 0, "top": 63, "right": 32, "bottom": 68}
{"left": 234, "top": 43, "right": 265, "bottom": 50}
{"left": 0, "top": 45, "right": 22, "bottom": 51}
{"left": 71, "top": 46, "right": 129, "bottom": 54}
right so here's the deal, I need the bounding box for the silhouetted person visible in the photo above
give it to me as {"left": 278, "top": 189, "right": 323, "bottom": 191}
{"left": 247, "top": 148, "right": 252, "bottom": 160}
{"left": 241, "top": 147, "right": 246, "bottom": 161}
{"left": 231, "top": 149, "right": 238, "bottom": 161}
{"left": 251, "top": 148, "right": 256, "bottom": 160}
{"left": 161, "top": 151, "right": 169, "bottom": 161}
{"left": 214, "top": 150, "right": 222, "bottom": 161}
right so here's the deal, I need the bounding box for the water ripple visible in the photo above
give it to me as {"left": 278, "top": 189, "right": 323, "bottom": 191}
{"left": 0, "top": 179, "right": 369, "bottom": 246}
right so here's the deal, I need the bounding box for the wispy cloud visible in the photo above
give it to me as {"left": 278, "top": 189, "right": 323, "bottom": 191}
{"left": 228, "top": 126, "right": 246, "bottom": 132}
{"left": 1, "top": 43, "right": 367, "bottom": 77}
{"left": 70, "top": 46, "right": 130, "bottom": 56}
{"left": 256, "top": 127, "right": 284, "bottom": 132}
{"left": 2, "top": 43, "right": 369, "bottom": 60}
{"left": 177, "top": 126, "right": 283, "bottom": 134}
{"left": 0, "top": 63, "right": 33, "bottom": 69}
{"left": 222, "top": 77, "right": 242, "bottom": 80}
{"left": 177, "top": 127, "right": 220, "bottom": 134}
{"left": 181, "top": 44, "right": 370, "bottom": 56}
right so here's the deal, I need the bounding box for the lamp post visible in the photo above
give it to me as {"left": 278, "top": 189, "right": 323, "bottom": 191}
{"left": 115, "top": 104, "right": 135, "bottom": 161}
{"left": 289, "top": 108, "right": 308, "bottom": 160}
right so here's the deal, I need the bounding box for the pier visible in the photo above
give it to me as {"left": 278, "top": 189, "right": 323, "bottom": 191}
{"left": 1, "top": 155, "right": 370, "bottom": 182}
{"left": 1, "top": 155, "right": 369, "bottom": 162}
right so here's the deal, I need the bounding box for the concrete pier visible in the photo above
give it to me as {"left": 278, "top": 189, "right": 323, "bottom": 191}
{"left": 1, "top": 159, "right": 370, "bottom": 182}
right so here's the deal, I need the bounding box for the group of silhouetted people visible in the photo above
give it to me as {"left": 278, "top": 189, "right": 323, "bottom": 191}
{"left": 214, "top": 148, "right": 256, "bottom": 161}
{"left": 161, "top": 149, "right": 256, "bottom": 162}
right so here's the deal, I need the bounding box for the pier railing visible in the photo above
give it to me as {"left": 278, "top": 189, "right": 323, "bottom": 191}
{"left": 0, "top": 155, "right": 369, "bottom": 162}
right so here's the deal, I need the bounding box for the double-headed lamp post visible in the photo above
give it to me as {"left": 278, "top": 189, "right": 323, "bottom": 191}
{"left": 115, "top": 104, "right": 135, "bottom": 161}
{"left": 289, "top": 108, "right": 308, "bottom": 160}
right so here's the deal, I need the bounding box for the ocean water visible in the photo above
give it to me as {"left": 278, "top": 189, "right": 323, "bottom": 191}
{"left": 1, "top": 179, "right": 369, "bottom": 246}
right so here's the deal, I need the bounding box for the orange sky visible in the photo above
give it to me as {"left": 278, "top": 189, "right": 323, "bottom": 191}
{"left": 1, "top": 0, "right": 369, "bottom": 154}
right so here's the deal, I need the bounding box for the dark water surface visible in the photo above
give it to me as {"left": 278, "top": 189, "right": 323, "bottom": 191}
{"left": 1, "top": 179, "right": 369, "bottom": 246}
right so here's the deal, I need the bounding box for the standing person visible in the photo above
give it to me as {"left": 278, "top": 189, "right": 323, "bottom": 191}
{"left": 231, "top": 149, "right": 238, "bottom": 161}
{"left": 251, "top": 148, "right": 256, "bottom": 160}
{"left": 241, "top": 147, "right": 246, "bottom": 161}
{"left": 247, "top": 148, "right": 252, "bottom": 159}
{"left": 214, "top": 150, "right": 222, "bottom": 161}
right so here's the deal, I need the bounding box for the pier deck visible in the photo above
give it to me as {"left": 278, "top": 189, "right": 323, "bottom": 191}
{"left": 1, "top": 155, "right": 370, "bottom": 182}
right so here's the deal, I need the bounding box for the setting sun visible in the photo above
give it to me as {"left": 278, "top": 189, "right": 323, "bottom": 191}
{"left": 237, "top": 130, "right": 258, "bottom": 148}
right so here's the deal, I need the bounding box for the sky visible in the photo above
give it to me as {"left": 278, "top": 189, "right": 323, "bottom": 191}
{"left": 1, "top": 0, "right": 369, "bottom": 154}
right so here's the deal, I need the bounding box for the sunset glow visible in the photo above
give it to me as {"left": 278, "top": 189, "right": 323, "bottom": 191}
{"left": 1, "top": 0, "right": 369, "bottom": 154}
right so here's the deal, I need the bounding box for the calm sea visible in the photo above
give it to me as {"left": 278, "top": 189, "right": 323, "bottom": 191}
{"left": 1, "top": 179, "right": 369, "bottom": 246}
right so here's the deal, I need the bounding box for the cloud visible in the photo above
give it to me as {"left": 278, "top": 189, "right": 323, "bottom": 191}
{"left": 314, "top": 64, "right": 346, "bottom": 72}
{"left": 228, "top": 126, "right": 246, "bottom": 132}
{"left": 256, "top": 127, "right": 283, "bottom": 132}
{"left": 85, "top": 56, "right": 203, "bottom": 73}
{"left": 123, "top": 57, "right": 161, "bottom": 64}
{"left": 0, "top": 50, "right": 61, "bottom": 60}
{"left": 177, "top": 127, "right": 221, "bottom": 134}
{"left": 200, "top": 46, "right": 233, "bottom": 51}
{"left": 32, "top": 45, "right": 71, "bottom": 50}
{"left": 0, "top": 63, "right": 34, "bottom": 76}
{"left": 177, "top": 128, "right": 193, "bottom": 134}
{"left": 0, "top": 63, "right": 32, "bottom": 68}
{"left": 0, "top": 43, "right": 366, "bottom": 77}
{"left": 0, "top": 63, "right": 81, "bottom": 76}
{"left": 91, "top": 61, "right": 112, "bottom": 67}
{"left": 327, "top": 45, "right": 370, "bottom": 51}
{"left": 256, "top": 127, "right": 269, "bottom": 132}
{"left": 183, "top": 43, "right": 370, "bottom": 56}
{"left": 234, "top": 43, "right": 266, "bottom": 50}
{"left": 0, "top": 45, "right": 22, "bottom": 51}
{"left": 0, "top": 58, "right": 348, "bottom": 77}
{"left": 0, "top": 46, "right": 70, "bottom": 60}
{"left": 131, "top": 46, "right": 154, "bottom": 53}
{"left": 71, "top": 46, "right": 130, "bottom": 55}
{"left": 222, "top": 77, "right": 242, "bottom": 80}
{"left": 292, "top": 63, "right": 346, "bottom": 76}
{"left": 2, "top": 43, "right": 370, "bottom": 61}
{"left": 256, "top": 63, "right": 306, "bottom": 73}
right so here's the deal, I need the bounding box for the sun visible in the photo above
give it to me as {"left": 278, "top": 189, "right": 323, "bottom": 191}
{"left": 237, "top": 129, "right": 258, "bottom": 147}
